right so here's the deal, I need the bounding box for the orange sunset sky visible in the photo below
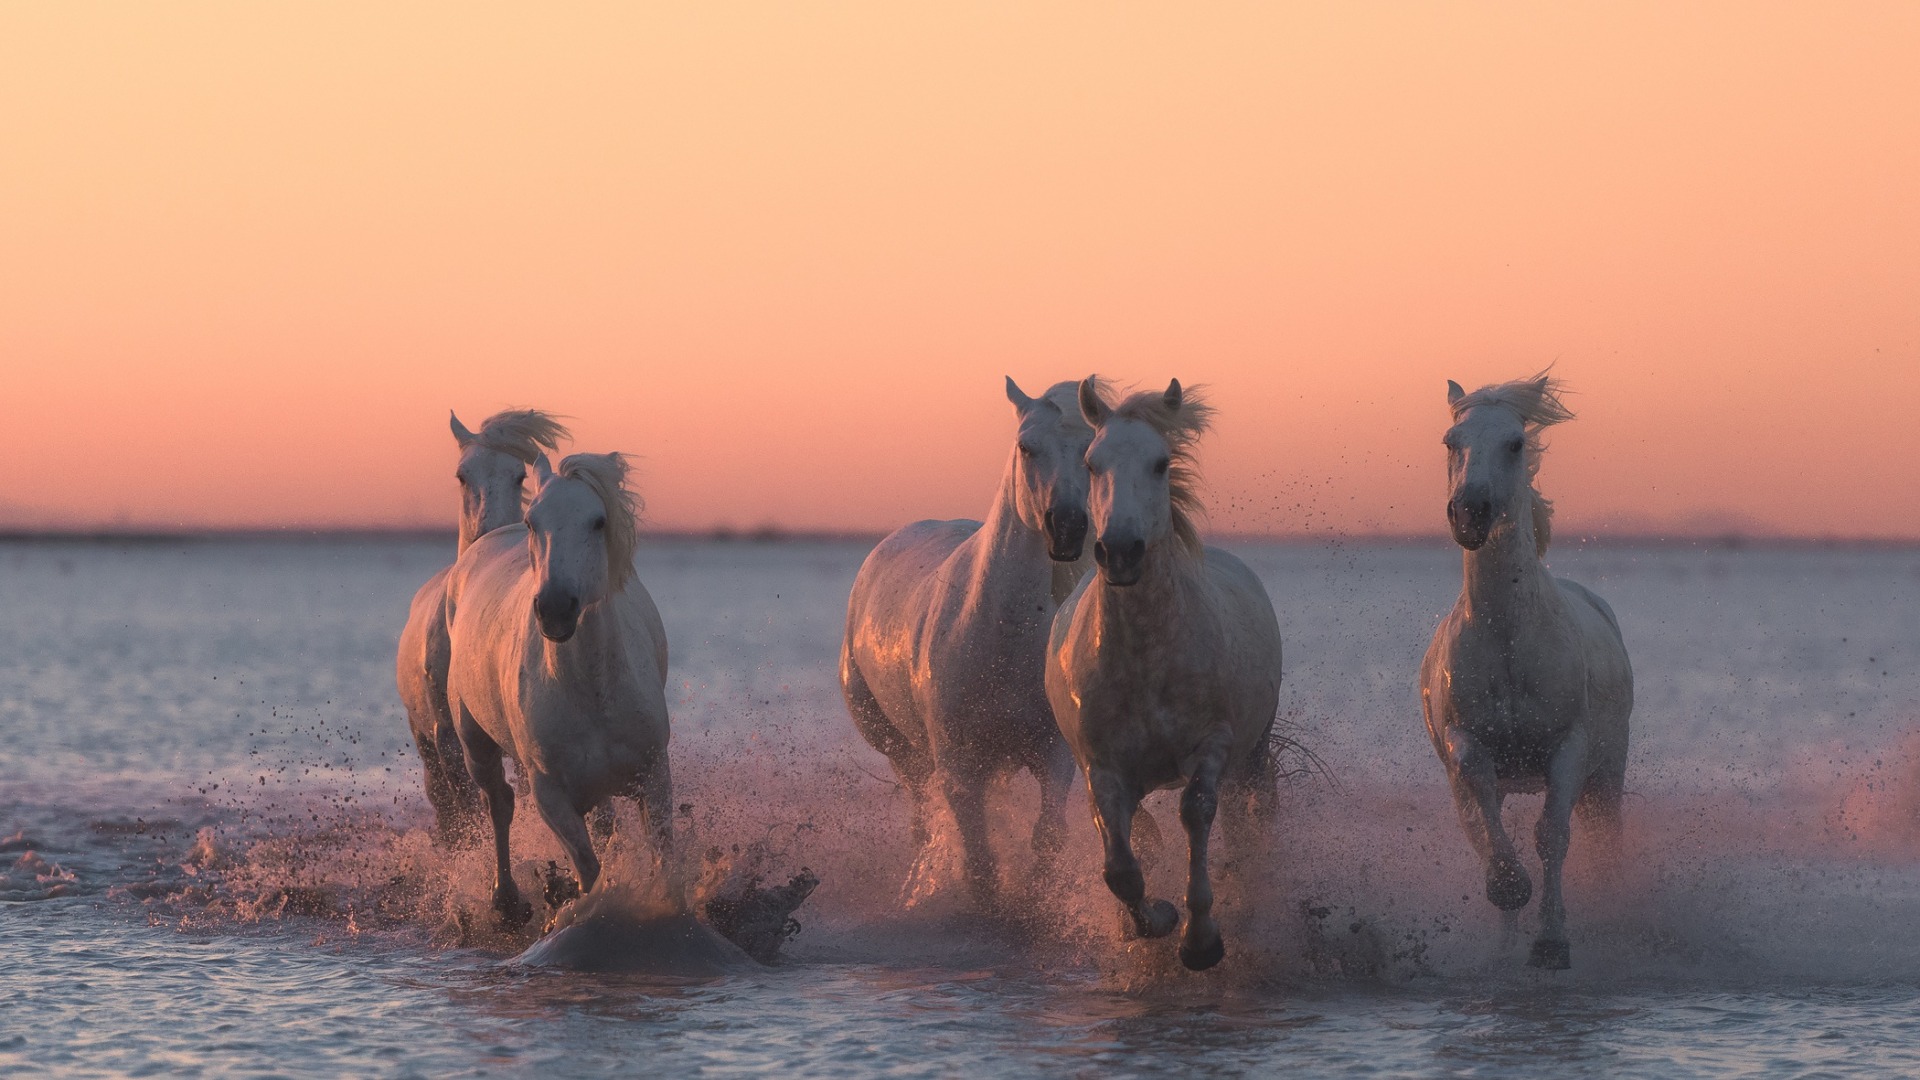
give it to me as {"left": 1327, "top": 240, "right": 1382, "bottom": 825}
{"left": 3, "top": 4, "right": 1917, "bottom": 538}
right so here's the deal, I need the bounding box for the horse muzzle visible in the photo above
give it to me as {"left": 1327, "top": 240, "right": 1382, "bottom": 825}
{"left": 1447, "top": 497, "right": 1492, "bottom": 551}
{"left": 1094, "top": 536, "right": 1146, "bottom": 587}
{"left": 1043, "top": 506, "right": 1089, "bottom": 563}
{"left": 534, "top": 589, "right": 582, "bottom": 642}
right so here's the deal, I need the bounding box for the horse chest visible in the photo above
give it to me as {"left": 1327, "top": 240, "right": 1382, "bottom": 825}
{"left": 1444, "top": 632, "right": 1581, "bottom": 771}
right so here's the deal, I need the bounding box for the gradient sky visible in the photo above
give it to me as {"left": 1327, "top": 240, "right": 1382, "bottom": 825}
{"left": 4, "top": 3, "right": 1917, "bottom": 537}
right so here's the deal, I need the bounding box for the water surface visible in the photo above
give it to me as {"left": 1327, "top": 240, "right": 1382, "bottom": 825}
{"left": 4, "top": 537, "right": 1919, "bottom": 1076}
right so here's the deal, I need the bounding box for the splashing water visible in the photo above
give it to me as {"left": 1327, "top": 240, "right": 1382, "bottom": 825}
{"left": 3, "top": 537, "right": 1920, "bottom": 1076}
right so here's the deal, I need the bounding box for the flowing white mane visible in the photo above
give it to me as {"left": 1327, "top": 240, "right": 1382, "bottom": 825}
{"left": 555, "top": 452, "right": 642, "bottom": 589}
{"left": 476, "top": 409, "right": 570, "bottom": 465}
{"left": 1451, "top": 372, "right": 1573, "bottom": 555}
{"left": 1095, "top": 382, "right": 1215, "bottom": 554}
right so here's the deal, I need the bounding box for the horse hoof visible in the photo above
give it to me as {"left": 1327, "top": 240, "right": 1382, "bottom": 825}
{"left": 1527, "top": 937, "right": 1571, "bottom": 970}
{"left": 494, "top": 891, "right": 533, "bottom": 930}
{"left": 1486, "top": 859, "right": 1532, "bottom": 912}
{"left": 1132, "top": 899, "right": 1180, "bottom": 940}
{"left": 1179, "top": 934, "right": 1226, "bottom": 971}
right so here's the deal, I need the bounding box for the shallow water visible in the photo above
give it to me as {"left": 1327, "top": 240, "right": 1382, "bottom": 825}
{"left": 3, "top": 537, "right": 1920, "bottom": 1077}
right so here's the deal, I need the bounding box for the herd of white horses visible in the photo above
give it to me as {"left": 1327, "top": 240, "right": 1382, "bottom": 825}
{"left": 395, "top": 372, "right": 1632, "bottom": 973}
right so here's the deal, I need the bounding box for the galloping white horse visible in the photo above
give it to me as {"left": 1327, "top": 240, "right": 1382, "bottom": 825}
{"left": 1047, "top": 379, "right": 1283, "bottom": 971}
{"left": 1420, "top": 373, "right": 1632, "bottom": 970}
{"left": 841, "top": 378, "right": 1095, "bottom": 908}
{"left": 444, "top": 452, "right": 673, "bottom": 926}
{"left": 396, "top": 409, "right": 568, "bottom": 844}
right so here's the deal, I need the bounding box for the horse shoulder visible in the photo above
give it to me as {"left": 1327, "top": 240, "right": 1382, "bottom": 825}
{"left": 615, "top": 578, "right": 672, "bottom": 697}
{"left": 1553, "top": 576, "right": 1634, "bottom": 717}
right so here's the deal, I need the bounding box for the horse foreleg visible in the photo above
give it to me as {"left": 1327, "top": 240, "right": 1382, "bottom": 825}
{"left": 459, "top": 716, "right": 530, "bottom": 928}
{"left": 1029, "top": 741, "right": 1076, "bottom": 880}
{"left": 942, "top": 767, "right": 998, "bottom": 912}
{"left": 1530, "top": 730, "right": 1590, "bottom": 970}
{"left": 1178, "top": 733, "right": 1233, "bottom": 971}
{"left": 1443, "top": 726, "right": 1530, "bottom": 912}
{"left": 1089, "top": 769, "right": 1179, "bottom": 939}
{"left": 531, "top": 777, "right": 599, "bottom": 896}
{"left": 638, "top": 755, "right": 681, "bottom": 907}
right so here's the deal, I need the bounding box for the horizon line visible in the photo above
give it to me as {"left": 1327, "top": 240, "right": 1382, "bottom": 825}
{"left": 3, "top": 525, "right": 1917, "bottom": 551}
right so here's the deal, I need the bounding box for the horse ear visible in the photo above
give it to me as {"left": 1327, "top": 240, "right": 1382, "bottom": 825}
{"left": 1163, "top": 379, "right": 1182, "bottom": 411}
{"left": 1446, "top": 380, "right": 1465, "bottom": 406}
{"left": 532, "top": 453, "right": 554, "bottom": 487}
{"left": 1078, "top": 376, "right": 1110, "bottom": 427}
{"left": 1005, "top": 376, "right": 1035, "bottom": 413}
{"left": 450, "top": 411, "right": 475, "bottom": 448}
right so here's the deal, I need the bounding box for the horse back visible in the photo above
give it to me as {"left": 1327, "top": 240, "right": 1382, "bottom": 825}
{"left": 842, "top": 519, "right": 981, "bottom": 725}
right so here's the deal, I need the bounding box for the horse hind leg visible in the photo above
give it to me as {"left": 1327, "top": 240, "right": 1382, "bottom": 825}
{"left": 1089, "top": 769, "right": 1179, "bottom": 940}
{"left": 458, "top": 713, "right": 530, "bottom": 928}
{"left": 1177, "top": 734, "right": 1234, "bottom": 971}
{"left": 842, "top": 653, "right": 936, "bottom": 849}
{"left": 410, "top": 717, "right": 477, "bottom": 847}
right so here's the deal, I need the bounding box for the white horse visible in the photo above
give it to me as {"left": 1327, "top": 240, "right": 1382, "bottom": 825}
{"left": 444, "top": 452, "right": 673, "bottom": 926}
{"left": 1420, "top": 373, "right": 1633, "bottom": 970}
{"left": 396, "top": 409, "right": 568, "bottom": 844}
{"left": 841, "top": 377, "right": 1095, "bottom": 909}
{"left": 1046, "top": 378, "right": 1283, "bottom": 971}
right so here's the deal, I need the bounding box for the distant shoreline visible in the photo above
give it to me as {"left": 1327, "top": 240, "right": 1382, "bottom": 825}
{"left": 2, "top": 527, "right": 1916, "bottom": 551}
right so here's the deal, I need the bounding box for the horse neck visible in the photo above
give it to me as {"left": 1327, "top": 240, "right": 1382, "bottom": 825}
{"left": 538, "top": 589, "right": 624, "bottom": 680}
{"left": 1460, "top": 492, "right": 1555, "bottom": 622}
{"left": 457, "top": 504, "right": 520, "bottom": 556}
{"left": 965, "top": 457, "right": 1055, "bottom": 599}
{"left": 1083, "top": 541, "right": 1203, "bottom": 648}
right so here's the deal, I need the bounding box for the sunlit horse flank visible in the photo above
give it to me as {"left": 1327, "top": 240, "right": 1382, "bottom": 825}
{"left": 1420, "top": 372, "right": 1633, "bottom": 970}
{"left": 444, "top": 452, "right": 673, "bottom": 927}
{"left": 841, "top": 378, "right": 1095, "bottom": 909}
{"left": 1046, "top": 378, "right": 1283, "bottom": 971}
{"left": 395, "top": 409, "right": 568, "bottom": 845}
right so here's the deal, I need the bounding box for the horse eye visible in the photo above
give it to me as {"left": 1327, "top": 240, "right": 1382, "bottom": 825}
{"left": 1017, "top": 443, "right": 1036, "bottom": 458}
{"left": 1153, "top": 458, "right": 1170, "bottom": 475}
{"left": 1507, "top": 438, "right": 1524, "bottom": 454}
{"left": 592, "top": 518, "right": 607, "bottom": 531}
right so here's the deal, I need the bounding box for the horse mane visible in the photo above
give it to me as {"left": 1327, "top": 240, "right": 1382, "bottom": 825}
{"left": 476, "top": 409, "right": 570, "bottom": 465}
{"left": 555, "top": 452, "right": 642, "bottom": 589}
{"left": 1097, "top": 382, "right": 1215, "bottom": 555}
{"left": 1450, "top": 371, "right": 1573, "bottom": 555}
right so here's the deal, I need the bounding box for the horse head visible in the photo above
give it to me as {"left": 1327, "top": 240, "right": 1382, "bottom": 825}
{"left": 450, "top": 408, "right": 570, "bottom": 551}
{"left": 1005, "top": 377, "right": 1095, "bottom": 562}
{"left": 1079, "top": 377, "right": 1210, "bottom": 587}
{"left": 1441, "top": 374, "right": 1569, "bottom": 554}
{"left": 525, "top": 452, "right": 639, "bottom": 642}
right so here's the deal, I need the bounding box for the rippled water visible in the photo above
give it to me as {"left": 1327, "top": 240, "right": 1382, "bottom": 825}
{"left": 3, "top": 537, "right": 1919, "bottom": 1077}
